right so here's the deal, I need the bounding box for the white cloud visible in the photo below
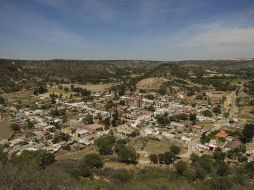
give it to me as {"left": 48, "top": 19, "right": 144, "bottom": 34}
{"left": 182, "top": 27, "right": 254, "bottom": 47}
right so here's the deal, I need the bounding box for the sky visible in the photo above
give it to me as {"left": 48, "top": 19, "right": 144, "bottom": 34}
{"left": 0, "top": 0, "right": 254, "bottom": 60}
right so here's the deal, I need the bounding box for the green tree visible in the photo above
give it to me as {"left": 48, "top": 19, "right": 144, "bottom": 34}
{"left": 64, "top": 87, "right": 69, "bottom": 92}
{"left": 216, "top": 161, "right": 230, "bottom": 176}
{"left": 163, "top": 151, "right": 175, "bottom": 164}
{"left": 170, "top": 144, "right": 181, "bottom": 155}
{"left": 175, "top": 161, "right": 187, "bottom": 175}
{"left": 95, "top": 135, "right": 116, "bottom": 155}
{"left": 83, "top": 114, "right": 94, "bottom": 124}
{"left": 240, "top": 124, "right": 254, "bottom": 143}
{"left": 83, "top": 153, "right": 103, "bottom": 169}
{"left": 117, "top": 145, "right": 138, "bottom": 164}
{"left": 183, "top": 169, "right": 197, "bottom": 181}
{"left": 158, "top": 153, "right": 165, "bottom": 164}
{"left": 0, "top": 147, "right": 8, "bottom": 164}
{"left": 103, "top": 117, "right": 111, "bottom": 129}
{"left": 0, "top": 96, "right": 6, "bottom": 105}
{"left": 189, "top": 113, "right": 197, "bottom": 124}
{"left": 190, "top": 153, "right": 199, "bottom": 163}
{"left": 213, "top": 107, "right": 222, "bottom": 115}
{"left": 213, "top": 148, "right": 226, "bottom": 161}
{"left": 202, "top": 109, "right": 213, "bottom": 117}
{"left": 13, "top": 150, "right": 54, "bottom": 169}
{"left": 149, "top": 154, "right": 158, "bottom": 164}
{"left": 159, "top": 85, "right": 167, "bottom": 95}
{"left": 27, "top": 119, "right": 34, "bottom": 129}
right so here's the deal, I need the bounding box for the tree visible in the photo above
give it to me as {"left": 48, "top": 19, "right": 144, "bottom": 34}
{"left": 13, "top": 150, "right": 54, "bottom": 169}
{"left": 149, "top": 154, "right": 158, "bottom": 164}
{"left": 170, "top": 144, "right": 181, "bottom": 155}
{"left": 27, "top": 119, "right": 34, "bottom": 129}
{"left": 119, "top": 100, "right": 125, "bottom": 106}
{"left": 105, "top": 100, "right": 114, "bottom": 110}
{"left": 83, "top": 153, "right": 103, "bottom": 169}
{"left": 190, "top": 153, "right": 199, "bottom": 163}
{"left": 238, "top": 155, "right": 248, "bottom": 162}
{"left": 103, "top": 117, "right": 110, "bottom": 129}
{"left": 213, "top": 148, "right": 226, "bottom": 161}
{"left": 227, "top": 148, "right": 242, "bottom": 159}
{"left": 117, "top": 145, "right": 138, "bottom": 164}
{"left": 33, "top": 85, "right": 48, "bottom": 95}
{"left": 0, "top": 147, "right": 8, "bottom": 164}
{"left": 147, "top": 105, "right": 155, "bottom": 112}
{"left": 183, "top": 169, "right": 197, "bottom": 181}
{"left": 83, "top": 114, "right": 94, "bottom": 124}
{"left": 80, "top": 163, "right": 92, "bottom": 177}
{"left": 159, "top": 85, "right": 167, "bottom": 95}
{"left": 175, "top": 161, "right": 187, "bottom": 175}
{"left": 189, "top": 113, "right": 197, "bottom": 124}
{"left": 200, "top": 132, "right": 211, "bottom": 144}
{"left": 216, "top": 161, "right": 230, "bottom": 176}
{"left": 112, "top": 111, "right": 118, "bottom": 127}
{"left": 0, "top": 96, "right": 5, "bottom": 105}
{"left": 163, "top": 151, "right": 175, "bottom": 164}
{"left": 213, "top": 107, "right": 222, "bottom": 115}
{"left": 240, "top": 124, "right": 254, "bottom": 143}
{"left": 202, "top": 110, "right": 213, "bottom": 117}
{"left": 95, "top": 135, "right": 116, "bottom": 155}
{"left": 158, "top": 153, "right": 165, "bottom": 164}
{"left": 64, "top": 87, "right": 69, "bottom": 92}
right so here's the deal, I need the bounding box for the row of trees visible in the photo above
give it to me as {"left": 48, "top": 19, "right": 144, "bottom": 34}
{"left": 156, "top": 112, "right": 197, "bottom": 126}
{"left": 149, "top": 144, "right": 181, "bottom": 164}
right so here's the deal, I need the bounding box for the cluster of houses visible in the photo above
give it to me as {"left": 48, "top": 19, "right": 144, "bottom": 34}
{"left": 0, "top": 87, "right": 252, "bottom": 163}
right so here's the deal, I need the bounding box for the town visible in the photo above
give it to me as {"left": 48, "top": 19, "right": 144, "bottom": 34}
{"left": 1, "top": 71, "right": 254, "bottom": 165}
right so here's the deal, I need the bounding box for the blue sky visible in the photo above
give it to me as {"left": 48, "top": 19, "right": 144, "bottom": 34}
{"left": 0, "top": 0, "right": 254, "bottom": 60}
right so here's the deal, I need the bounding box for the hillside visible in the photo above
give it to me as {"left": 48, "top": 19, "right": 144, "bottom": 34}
{"left": 1, "top": 59, "right": 254, "bottom": 93}
{"left": 0, "top": 59, "right": 161, "bottom": 93}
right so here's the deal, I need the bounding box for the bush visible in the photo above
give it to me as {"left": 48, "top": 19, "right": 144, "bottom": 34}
{"left": 83, "top": 153, "right": 103, "bottom": 169}
{"left": 183, "top": 169, "right": 197, "bottom": 181}
{"left": 111, "top": 170, "right": 132, "bottom": 184}
{"left": 10, "top": 123, "right": 20, "bottom": 131}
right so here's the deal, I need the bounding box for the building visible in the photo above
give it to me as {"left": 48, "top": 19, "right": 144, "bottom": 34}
{"left": 215, "top": 131, "right": 228, "bottom": 139}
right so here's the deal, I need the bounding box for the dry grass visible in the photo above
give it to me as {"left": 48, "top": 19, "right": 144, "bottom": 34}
{"left": 239, "top": 106, "right": 254, "bottom": 120}
{"left": 3, "top": 90, "right": 35, "bottom": 104}
{"left": 136, "top": 77, "right": 168, "bottom": 91}
{"left": 62, "top": 83, "right": 116, "bottom": 93}
{"left": 0, "top": 114, "right": 13, "bottom": 139}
